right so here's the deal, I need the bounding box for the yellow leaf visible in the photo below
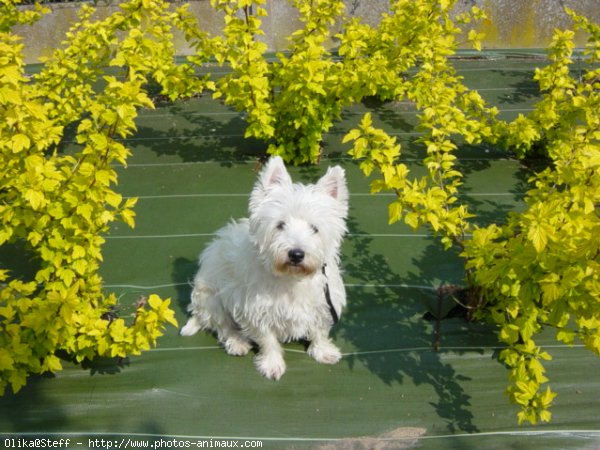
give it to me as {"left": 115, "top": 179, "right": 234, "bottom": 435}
{"left": 72, "top": 245, "right": 86, "bottom": 259}
{"left": 342, "top": 128, "right": 361, "bottom": 143}
{"left": 72, "top": 259, "right": 88, "bottom": 275}
{"left": 539, "top": 410, "right": 552, "bottom": 423}
{"left": 388, "top": 201, "right": 402, "bottom": 225}
{"left": 556, "top": 329, "right": 575, "bottom": 345}
{"left": 147, "top": 295, "right": 178, "bottom": 327}
{"left": 528, "top": 358, "right": 548, "bottom": 383}
{"left": 405, "top": 212, "right": 420, "bottom": 229}
{"left": 427, "top": 212, "right": 440, "bottom": 231}
{"left": 105, "top": 191, "right": 122, "bottom": 209}
{"left": 77, "top": 203, "right": 93, "bottom": 221}
{"left": 24, "top": 189, "right": 46, "bottom": 210}
{"left": 89, "top": 133, "right": 108, "bottom": 151}
{"left": 0, "top": 229, "right": 12, "bottom": 245}
{"left": 109, "top": 319, "right": 127, "bottom": 343}
{"left": 147, "top": 294, "right": 162, "bottom": 310}
{"left": 121, "top": 209, "right": 136, "bottom": 228}
{"left": 360, "top": 112, "right": 372, "bottom": 129}
{"left": 527, "top": 223, "right": 548, "bottom": 253}
{"left": 540, "top": 387, "right": 557, "bottom": 408}
{"left": 11, "top": 134, "right": 31, "bottom": 153}
{"left": 0, "top": 349, "right": 14, "bottom": 371}
{"left": 43, "top": 355, "right": 62, "bottom": 372}
{"left": 9, "top": 371, "right": 27, "bottom": 394}
{"left": 95, "top": 170, "right": 113, "bottom": 186}
{"left": 583, "top": 197, "right": 594, "bottom": 214}
{"left": 467, "top": 29, "right": 484, "bottom": 51}
{"left": 58, "top": 268, "right": 76, "bottom": 286}
{"left": 500, "top": 324, "right": 520, "bottom": 344}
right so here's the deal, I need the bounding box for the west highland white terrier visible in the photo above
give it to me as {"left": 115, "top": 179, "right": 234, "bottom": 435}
{"left": 180, "top": 156, "right": 348, "bottom": 380}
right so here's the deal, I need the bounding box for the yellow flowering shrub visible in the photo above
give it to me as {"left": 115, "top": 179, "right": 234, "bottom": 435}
{"left": 0, "top": 0, "right": 218, "bottom": 395}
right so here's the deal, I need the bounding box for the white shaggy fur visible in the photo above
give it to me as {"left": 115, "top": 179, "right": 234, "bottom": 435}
{"left": 180, "top": 156, "right": 348, "bottom": 380}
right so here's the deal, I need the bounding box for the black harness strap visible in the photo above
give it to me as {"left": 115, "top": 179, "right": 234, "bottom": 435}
{"left": 322, "top": 264, "right": 339, "bottom": 325}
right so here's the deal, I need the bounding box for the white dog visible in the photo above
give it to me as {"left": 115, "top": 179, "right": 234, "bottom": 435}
{"left": 180, "top": 156, "right": 348, "bottom": 380}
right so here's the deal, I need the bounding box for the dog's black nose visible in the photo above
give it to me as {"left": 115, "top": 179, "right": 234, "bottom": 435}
{"left": 288, "top": 249, "right": 305, "bottom": 265}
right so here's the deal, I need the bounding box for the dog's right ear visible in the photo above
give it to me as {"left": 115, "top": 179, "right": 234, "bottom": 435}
{"left": 250, "top": 157, "right": 292, "bottom": 211}
{"left": 257, "top": 156, "right": 292, "bottom": 190}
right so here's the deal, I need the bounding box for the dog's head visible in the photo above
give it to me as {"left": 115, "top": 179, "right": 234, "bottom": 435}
{"left": 249, "top": 156, "right": 348, "bottom": 277}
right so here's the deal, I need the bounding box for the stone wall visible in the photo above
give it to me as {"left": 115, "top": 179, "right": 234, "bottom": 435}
{"left": 14, "top": 0, "right": 600, "bottom": 64}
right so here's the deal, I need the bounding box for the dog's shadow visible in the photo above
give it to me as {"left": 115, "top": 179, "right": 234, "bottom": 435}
{"left": 335, "top": 214, "right": 481, "bottom": 433}
{"left": 171, "top": 256, "right": 197, "bottom": 318}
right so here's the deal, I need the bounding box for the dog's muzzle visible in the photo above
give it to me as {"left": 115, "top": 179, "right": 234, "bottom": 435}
{"left": 274, "top": 248, "right": 317, "bottom": 276}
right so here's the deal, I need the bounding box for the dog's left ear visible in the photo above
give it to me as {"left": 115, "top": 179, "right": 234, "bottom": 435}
{"left": 317, "top": 166, "right": 348, "bottom": 205}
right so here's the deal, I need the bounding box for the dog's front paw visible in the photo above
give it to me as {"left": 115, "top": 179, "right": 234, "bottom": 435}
{"left": 255, "top": 352, "right": 286, "bottom": 380}
{"left": 308, "top": 340, "right": 342, "bottom": 365}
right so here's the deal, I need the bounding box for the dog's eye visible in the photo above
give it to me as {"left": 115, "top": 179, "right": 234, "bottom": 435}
{"left": 276, "top": 221, "right": 285, "bottom": 231}
{"left": 311, "top": 224, "right": 319, "bottom": 234}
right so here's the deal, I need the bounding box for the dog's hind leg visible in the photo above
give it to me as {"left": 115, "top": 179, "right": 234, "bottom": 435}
{"left": 181, "top": 283, "right": 252, "bottom": 356}
{"left": 180, "top": 283, "right": 213, "bottom": 336}
{"left": 180, "top": 316, "right": 203, "bottom": 336}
